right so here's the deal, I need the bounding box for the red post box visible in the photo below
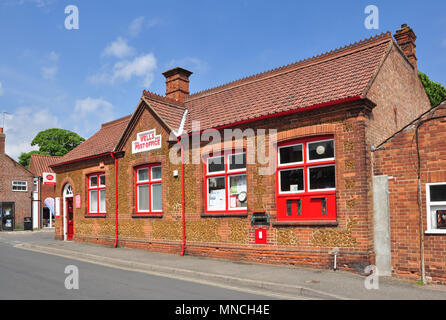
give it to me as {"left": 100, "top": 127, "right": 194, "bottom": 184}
{"left": 255, "top": 228, "right": 267, "bottom": 244}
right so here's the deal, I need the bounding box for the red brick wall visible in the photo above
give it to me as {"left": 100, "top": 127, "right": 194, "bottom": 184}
{"left": 366, "top": 43, "right": 431, "bottom": 147}
{"left": 373, "top": 106, "right": 446, "bottom": 284}
{"left": 0, "top": 153, "right": 33, "bottom": 228}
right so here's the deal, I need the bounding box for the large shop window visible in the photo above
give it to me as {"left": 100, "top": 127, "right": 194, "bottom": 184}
{"left": 87, "top": 173, "right": 106, "bottom": 215}
{"left": 426, "top": 183, "right": 446, "bottom": 234}
{"left": 204, "top": 151, "right": 247, "bottom": 214}
{"left": 277, "top": 136, "right": 336, "bottom": 221}
{"left": 134, "top": 164, "right": 162, "bottom": 215}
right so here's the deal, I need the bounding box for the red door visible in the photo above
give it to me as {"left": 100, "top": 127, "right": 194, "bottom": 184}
{"left": 66, "top": 198, "right": 74, "bottom": 241}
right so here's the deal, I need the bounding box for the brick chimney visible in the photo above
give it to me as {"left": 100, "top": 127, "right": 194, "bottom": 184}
{"left": 394, "top": 24, "right": 417, "bottom": 69}
{"left": 162, "top": 67, "right": 193, "bottom": 102}
{"left": 0, "top": 127, "right": 5, "bottom": 154}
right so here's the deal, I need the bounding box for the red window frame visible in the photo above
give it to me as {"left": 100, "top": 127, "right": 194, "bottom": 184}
{"left": 203, "top": 150, "right": 247, "bottom": 214}
{"left": 87, "top": 172, "right": 106, "bottom": 215}
{"left": 134, "top": 164, "right": 162, "bottom": 215}
{"left": 276, "top": 136, "right": 337, "bottom": 221}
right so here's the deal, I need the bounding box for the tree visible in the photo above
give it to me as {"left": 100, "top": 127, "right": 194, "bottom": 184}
{"left": 19, "top": 128, "right": 85, "bottom": 168}
{"left": 419, "top": 72, "right": 446, "bottom": 107}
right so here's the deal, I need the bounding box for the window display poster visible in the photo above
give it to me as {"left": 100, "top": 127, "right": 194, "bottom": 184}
{"left": 230, "top": 195, "right": 237, "bottom": 208}
{"left": 209, "top": 189, "right": 225, "bottom": 210}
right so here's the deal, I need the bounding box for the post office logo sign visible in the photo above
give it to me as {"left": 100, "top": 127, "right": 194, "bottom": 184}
{"left": 132, "top": 129, "right": 161, "bottom": 154}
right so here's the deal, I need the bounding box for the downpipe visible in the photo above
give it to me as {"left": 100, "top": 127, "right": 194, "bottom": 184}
{"left": 178, "top": 137, "right": 186, "bottom": 256}
{"left": 110, "top": 152, "right": 119, "bottom": 248}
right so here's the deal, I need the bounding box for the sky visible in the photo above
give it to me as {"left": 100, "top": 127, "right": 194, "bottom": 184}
{"left": 0, "top": 0, "right": 445, "bottom": 159}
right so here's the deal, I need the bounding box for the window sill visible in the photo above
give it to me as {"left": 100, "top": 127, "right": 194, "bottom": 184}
{"left": 425, "top": 230, "right": 446, "bottom": 235}
{"left": 85, "top": 214, "right": 107, "bottom": 218}
{"left": 132, "top": 213, "right": 163, "bottom": 219}
{"left": 272, "top": 220, "right": 338, "bottom": 227}
{"left": 201, "top": 212, "right": 248, "bottom": 218}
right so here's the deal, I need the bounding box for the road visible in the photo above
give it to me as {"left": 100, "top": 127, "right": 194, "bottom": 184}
{"left": 0, "top": 232, "right": 273, "bottom": 300}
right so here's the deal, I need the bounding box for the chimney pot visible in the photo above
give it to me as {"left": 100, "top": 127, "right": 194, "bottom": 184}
{"left": 162, "top": 67, "right": 193, "bottom": 102}
{"left": 394, "top": 24, "right": 418, "bottom": 69}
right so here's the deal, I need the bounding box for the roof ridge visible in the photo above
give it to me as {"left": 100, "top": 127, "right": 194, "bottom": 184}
{"left": 186, "top": 32, "right": 392, "bottom": 101}
{"left": 142, "top": 90, "right": 185, "bottom": 109}
{"left": 101, "top": 114, "right": 132, "bottom": 128}
{"left": 30, "top": 154, "right": 63, "bottom": 158}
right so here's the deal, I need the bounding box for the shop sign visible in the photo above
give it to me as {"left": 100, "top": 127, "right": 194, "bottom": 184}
{"left": 132, "top": 129, "right": 161, "bottom": 154}
{"left": 43, "top": 172, "right": 56, "bottom": 185}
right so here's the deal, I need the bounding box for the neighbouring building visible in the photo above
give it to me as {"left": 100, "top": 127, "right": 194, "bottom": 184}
{"left": 373, "top": 99, "right": 446, "bottom": 283}
{"left": 29, "top": 154, "right": 62, "bottom": 229}
{"left": 0, "top": 127, "right": 34, "bottom": 231}
{"left": 51, "top": 25, "right": 440, "bottom": 282}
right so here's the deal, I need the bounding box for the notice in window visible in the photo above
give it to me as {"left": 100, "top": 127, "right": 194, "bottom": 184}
{"left": 209, "top": 189, "right": 225, "bottom": 210}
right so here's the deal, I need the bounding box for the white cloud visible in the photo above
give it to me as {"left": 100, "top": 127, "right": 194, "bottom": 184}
{"left": 72, "top": 97, "right": 116, "bottom": 134}
{"left": 88, "top": 53, "right": 157, "bottom": 88}
{"left": 3, "top": 0, "right": 55, "bottom": 7}
{"left": 102, "top": 37, "right": 135, "bottom": 59}
{"left": 128, "top": 17, "right": 145, "bottom": 37}
{"left": 41, "top": 66, "right": 58, "bottom": 80}
{"left": 3, "top": 107, "right": 61, "bottom": 160}
{"left": 168, "top": 57, "right": 209, "bottom": 74}
{"left": 0, "top": 82, "right": 3, "bottom": 96}
{"left": 41, "top": 51, "right": 59, "bottom": 80}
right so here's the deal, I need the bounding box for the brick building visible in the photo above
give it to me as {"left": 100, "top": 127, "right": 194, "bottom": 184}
{"left": 51, "top": 25, "right": 436, "bottom": 281}
{"left": 29, "top": 154, "right": 62, "bottom": 229}
{"left": 373, "top": 99, "right": 446, "bottom": 284}
{"left": 0, "top": 127, "right": 34, "bottom": 230}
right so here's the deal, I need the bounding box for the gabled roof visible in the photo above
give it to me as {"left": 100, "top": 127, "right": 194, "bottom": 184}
{"left": 52, "top": 115, "right": 131, "bottom": 167}
{"left": 182, "top": 32, "right": 392, "bottom": 131}
{"left": 29, "top": 154, "right": 62, "bottom": 176}
{"left": 53, "top": 31, "right": 396, "bottom": 167}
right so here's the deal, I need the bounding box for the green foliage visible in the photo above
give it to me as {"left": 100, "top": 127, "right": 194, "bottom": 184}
{"left": 18, "top": 150, "right": 49, "bottom": 168}
{"left": 31, "top": 128, "right": 85, "bottom": 156}
{"left": 18, "top": 129, "right": 85, "bottom": 168}
{"left": 419, "top": 72, "right": 446, "bottom": 107}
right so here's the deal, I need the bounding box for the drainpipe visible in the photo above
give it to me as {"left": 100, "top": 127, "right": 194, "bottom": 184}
{"left": 177, "top": 136, "right": 186, "bottom": 256}
{"left": 110, "top": 152, "right": 119, "bottom": 248}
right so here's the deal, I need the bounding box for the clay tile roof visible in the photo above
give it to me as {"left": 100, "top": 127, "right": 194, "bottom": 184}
{"left": 182, "top": 32, "right": 393, "bottom": 131}
{"left": 29, "top": 154, "right": 63, "bottom": 176}
{"left": 142, "top": 91, "right": 185, "bottom": 131}
{"left": 52, "top": 115, "right": 131, "bottom": 166}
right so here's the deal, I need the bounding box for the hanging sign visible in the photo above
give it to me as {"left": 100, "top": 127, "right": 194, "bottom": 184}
{"left": 43, "top": 172, "right": 56, "bottom": 185}
{"left": 132, "top": 129, "right": 161, "bottom": 154}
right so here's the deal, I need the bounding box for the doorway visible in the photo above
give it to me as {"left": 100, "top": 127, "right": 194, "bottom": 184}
{"left": 66, "top": 198, "right": 74, "bottom": 240}
{"left": 63, "top": 183, "right": 73, "bottom": 241}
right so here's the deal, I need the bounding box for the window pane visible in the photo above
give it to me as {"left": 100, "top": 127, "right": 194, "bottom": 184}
{"left": 89, "top": 190, "right": 98, "bottom": 213}
{"left": 151, "top": 166, "right": 162, "bottom": 180}
{"left": 90, "top": 176, "right": 98, "bottom": 187}
{"left": 279, "top": 145, "right": 303, "bottom": 164}
{"left": 229, "top": 175, "right": 247, "bottom": 208}
{"left": 280, "top": 169, "right": 304, "bottom": 192}
{"left": 309, "top": 165, "right": 336, "bottom": 190}
{"left": 99, "top": 189, "right": 106, "bottom": 212}
{"left": 99, "top": 175, "right": 105, "bottom": 186}
{"left": 138, "top": 168, "right": 149, "bottom": 181}
{"left": 308, "top": 140, "right": 334, "bottom": 161}
{"left": 208, "top": 157, "right": 225, "bottom": 173}
{"left": 430, "top": 185, "right": 446, "bottom": 202}
{"left": 229, "top": 153, "right": 246, "bottom": 170}
{"left": 138, "top": 184, "right": 149, "bottom": 211}
{"left": 208, "top": 176, "right": 226, "bottom": 210}
{"left": 151, "top": 183, "right": 162, "bottom": 211}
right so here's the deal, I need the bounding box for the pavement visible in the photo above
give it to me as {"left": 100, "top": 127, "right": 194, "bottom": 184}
{"left": 1, "top": 230, "right": 446, "bottom": 300}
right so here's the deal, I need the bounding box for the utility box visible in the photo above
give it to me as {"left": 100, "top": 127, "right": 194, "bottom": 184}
{"left": 255, "top": 228, "right": 267, "bottom": 244}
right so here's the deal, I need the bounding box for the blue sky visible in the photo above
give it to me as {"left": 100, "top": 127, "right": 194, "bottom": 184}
{"left": 0, "top": 0, "right": 445, "bottom": 159}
